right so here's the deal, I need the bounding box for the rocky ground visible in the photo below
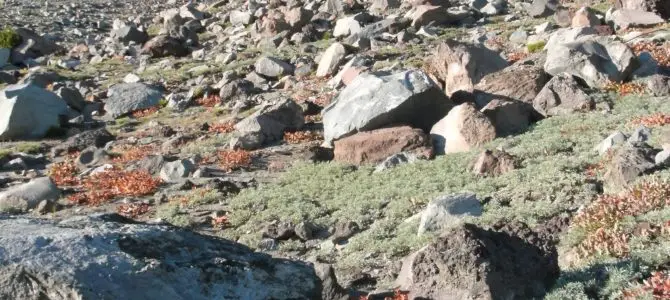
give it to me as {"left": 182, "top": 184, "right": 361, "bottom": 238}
{"left": 0, "top": 0, "right": 670, "bottom": 298}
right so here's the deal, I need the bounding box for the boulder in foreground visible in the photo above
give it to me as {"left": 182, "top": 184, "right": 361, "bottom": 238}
{"left": 0, "top": 214, "right": 322, "bottom": 300}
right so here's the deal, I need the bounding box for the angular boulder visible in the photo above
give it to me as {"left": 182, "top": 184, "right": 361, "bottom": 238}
{"left": 426, "top": 40, "right": 508, "bottom": 97}
{"left": 0, "top": 84, "right": 69, "bottom": 140}
{"left": 544, "top": 36, "right": 638, "bottom": 88}
{"left": 397, "top": 222, "right": 559, "bottom": 300}
{"left": 0, "top": 214, "right": 322, "bottom": 299}
{"left": 430, "top": 103, "right": 496, "bottom": 155}
{"left": 233, "top": 98, "right": 304, "bottom": 150}
{"left": 322, "top": 70, "right": 452, "bottom": 145}
{"left": 333, "top": 126, "right": 432, "bottom": 165}
{"left": 533, "top": 73, "right": 594, "bottom": 116}
{"left": 104, "top": 83, "right": 163, "bottom": 118}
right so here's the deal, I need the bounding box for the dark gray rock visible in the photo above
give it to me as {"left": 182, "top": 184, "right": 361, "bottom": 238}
{"left": 52, "top": 128, "right": 115, "bottom": 156}
{"left": 533, "top": 73, "right": 594, "bottom": 116}
{"left": 56, "top": 86, "right": 87, "bottom": 112}
{"left": 104, "top": 83, "right": 163, "bottom": 118}
{"left": 112, "top": 25, "right": 149, "bottom": 45}
{"left": 397, "top": 222, "right": 558, "bottom": 300}
{"left": 0, "top": 214, "right": 322, "bottom": 299}
{"left": 233, "top": 98, "right": 304, "bottom": 150}
{"left": 603, "top": 142, "right": 657, "bottom": 193}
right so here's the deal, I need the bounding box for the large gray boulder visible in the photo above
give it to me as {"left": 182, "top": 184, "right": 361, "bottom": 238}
{"left": 0, "top": 214, "right": 322, "bottom": 299}
{"left": 0, "top": 177, "right": 60, "bottom": 213}
{"left": 322, "top": 70, "right": 452, "bottom": 145}
{"left": 544, "top": 36, "right": 638, "bottom": 88}
{"left": 233, "top": 98, "right": 304, "bottom": 150}
{"left": 104, "top": 83, "right": 163, "bottom": 118}
{"left": 0, "top": 84, "right": 69, "bottom": 140}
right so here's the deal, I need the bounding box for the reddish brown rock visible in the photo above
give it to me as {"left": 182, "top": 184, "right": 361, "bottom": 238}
{"left": 333, "top": 126, "right": 432, "bottom": 165}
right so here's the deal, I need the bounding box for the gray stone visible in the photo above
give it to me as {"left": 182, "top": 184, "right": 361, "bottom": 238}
{"left": 533, "top": 73, "right": 594, "bottom": 116}
{"left": 254, "top": 57, "right": 294, "bottom": 78}
{"left": 0, "top": 84, "right": 69, "bottom": 140}
{"left": 55, "top": 86, "right": 87, "bottom": 111}
{"left": 374, "top": 152, "right": 418, "bottom": 173}
{"left": 544, "top": 36, "right": 638, "bottom": 88}
{"left": 333, "top": 16, "right": 363, "bottom": 38}
{"left": 544, "top": 27, "right": 598, "bottom": 50}
{"left": 646, "top": 74, "right": 670, "bottom": 96}
{"left": 528, "top": 0, "right": 558, "bottom": 17}
{"left": 316, "top": 42, "right": 347, "bottom": 77}
{"left": 509, "top": 30, "right": 528, "bottom": 44}
{"left": 418, "top": 193, "right": 482, "bottom": 235}
{"left": 610, "top": 9, "right": 665, "bottom": 30}
{"left": 0, "top": 214, "right": 322, "bottom": 299}
{"left": 234, "top": 98, "right": 304, "bottom": 150}
{"left": 111, "top": 25, "right": 149, "bottom": 45}
{"left": 77, "top": 148, "right": 109, "bottom": 168}
{"left": 0, "top": 177, "right": 60, "bottom": 213}
{"left": 230, "top": 10, "right": 254, "bottom": 26}
{"left": 322, "top": 70, "right": 452, "bottom": 145}
{"left": 160, "top": 159, "right": 196, "bottom": 182}
{"left": 628, "top": 126, "right": 651, "bottom": 144}
{"left": 594, "top": 131, "right": 627, "bottom": 155}
{"left": 104, "top": 83, "right": 163, "bottom": 118}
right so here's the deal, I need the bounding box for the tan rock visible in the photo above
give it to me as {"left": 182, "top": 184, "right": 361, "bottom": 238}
{"left": 430, "top": 103, "right": 496, "bottom": 154}
{"left": 472, "top": 149, "right": 516, "bottom": 176}
{"left": 571, "top": 7, "right": 600, "bottom": 28}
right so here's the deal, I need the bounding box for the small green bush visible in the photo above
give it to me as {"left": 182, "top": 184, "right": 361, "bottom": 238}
{"left": 0, "top": 27, "right": 20, "bottom": 49}
{"left": 527, "top": 41, "right": 547, "bottom": 53}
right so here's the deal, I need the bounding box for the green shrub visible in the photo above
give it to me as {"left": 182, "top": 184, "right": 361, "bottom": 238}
{"left": 527, "top": 41, "right": 547, "bottom": 53}
{"left": 0, "top": 27, "right": 20, "bottom": 49}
